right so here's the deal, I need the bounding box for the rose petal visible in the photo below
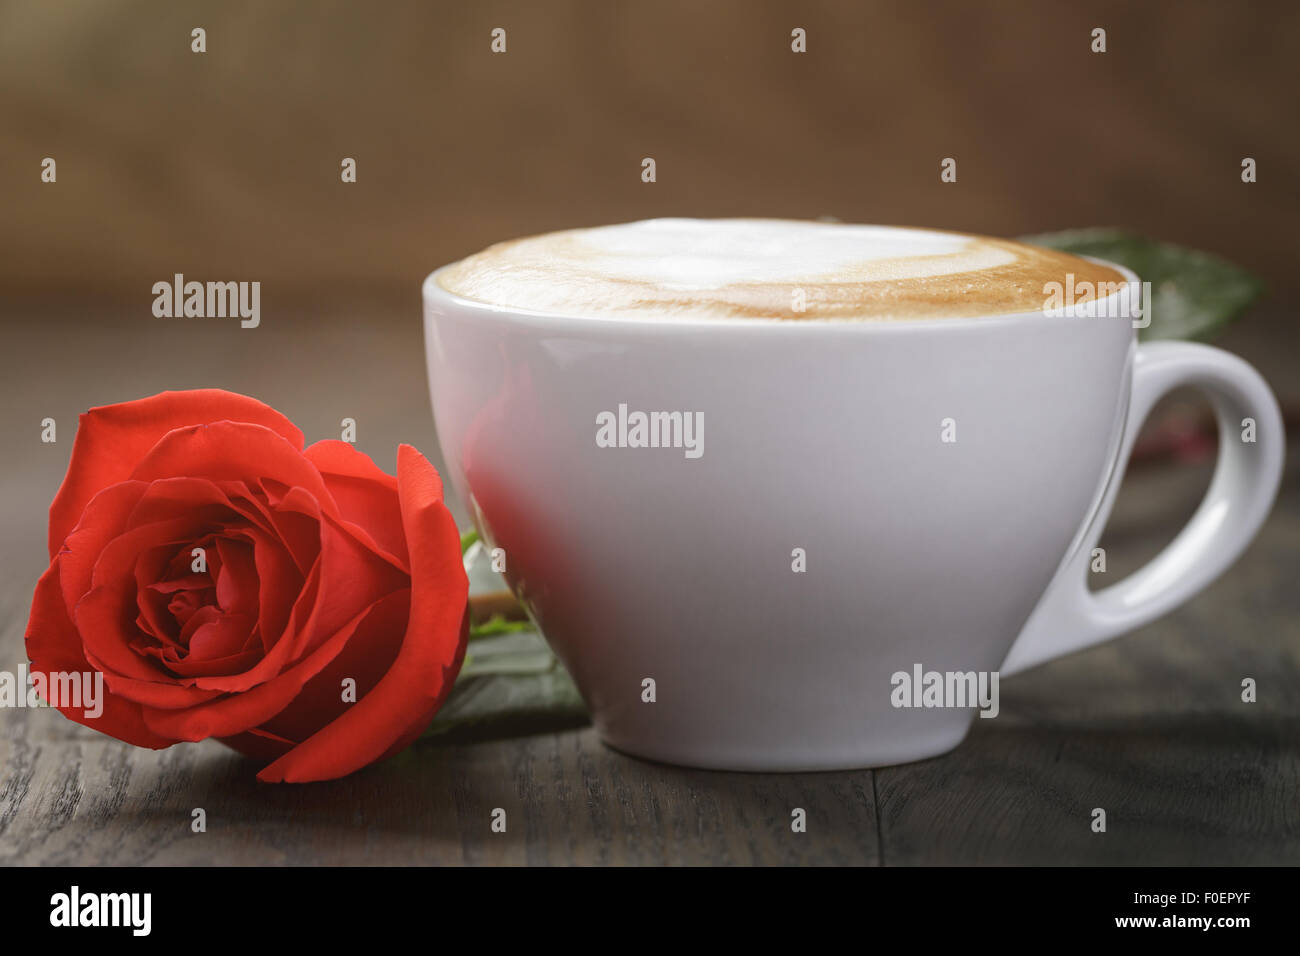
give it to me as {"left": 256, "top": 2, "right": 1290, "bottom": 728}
{"left": 242, "top": 527, "right": 304, "bottom": 651}
{"left": 25, "top": 560, "right": 175, "bottom": 749}
{"left": 187, "top": 611, "right": 255, "bottom": 661}
{"left": 257, "top": 445, "right": 468, "bottom": 783}
{"left": 176, "top": 604, "right": 223, "bottom": 647}
{"left": 218, "top": 726, "right": 297, "bottom": 764}
{"left": 49, "top": 390, "right": 303, "bottom": 558}
{"left": 75, "top": 514, "right": 220, "bottom": 683}
{"left": 57, "top": 481, "right": 150, "bottom": 615}
{"left": 140, "top": 594, "right": 388, "bottom": 740}
{"left": 93, "top": 659, "right": 226, "bottom": 709}
{"left": 128, "top": 422, "right": 336, "bottom": 519}
{"left": 129, "top": 477, "right": 282, "bottom": 549}
{"left": 305, "top": 441, "right": 409, "bottom": 569}
{"left": 126, "top": 477, "right": 243, "bottom": 533}
{"left": 259, "top": 483, "right": 324, "bottom": 577}
{"left": 162, "top": 645, "right": 263, "bottom": 679}
{"left": 213, "top": 536, "right": 258, "bottom": 618}
{"left": 256, "top": 587, "right": 410, "bottom": 745}
{"left": 187, "top": 510, "right": 407, "bottom": 693}
{"left": 169, "top": 591, "right": 213, "bottom": 628}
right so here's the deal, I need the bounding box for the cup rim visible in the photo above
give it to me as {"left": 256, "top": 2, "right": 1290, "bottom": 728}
{"left": 422, "top": 257, "right": 1142, "bottom": 334}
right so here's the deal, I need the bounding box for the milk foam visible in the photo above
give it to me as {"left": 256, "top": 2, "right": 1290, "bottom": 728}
{"left": 437, "top": 218, "right": 1127, "bottom": 320}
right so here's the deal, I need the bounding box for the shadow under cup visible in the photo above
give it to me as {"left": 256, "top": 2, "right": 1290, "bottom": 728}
{"left": 421, "top": 265, "right": 1279, "bottom": 771}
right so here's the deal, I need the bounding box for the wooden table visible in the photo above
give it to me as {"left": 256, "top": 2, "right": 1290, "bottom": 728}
{"left": 1, "top": 305, "right": 1296, "bottom": 865}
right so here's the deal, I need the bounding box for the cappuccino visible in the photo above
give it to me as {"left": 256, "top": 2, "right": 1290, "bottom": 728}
{"left": 436, "top": 218, "right": 1127, "bottom": 321}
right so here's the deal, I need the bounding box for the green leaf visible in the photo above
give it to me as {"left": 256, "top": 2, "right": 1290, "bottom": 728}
{"left": 1020, "top": 229, "right": 1264, "bottom": 341}
{"left": 469, "top": 614, "right": 536, "bottom": 640}
{"left": 425, "top": 630, "right": 589, "bottom": 744}
{"left": 459, "top": 529, "right": 480, "bottom": 555}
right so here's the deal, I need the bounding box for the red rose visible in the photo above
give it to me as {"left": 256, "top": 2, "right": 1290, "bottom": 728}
{"left": 25, "top": 389, "right": 468, "bottom": 782}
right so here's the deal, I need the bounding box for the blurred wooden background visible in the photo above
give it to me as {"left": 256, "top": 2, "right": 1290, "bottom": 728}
{"left": 1, "top": 0, "right": 1297, "bottom": 305}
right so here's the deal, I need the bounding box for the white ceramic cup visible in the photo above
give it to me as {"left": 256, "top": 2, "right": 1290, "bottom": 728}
{"left": 422, "top": 259, "right": 1283, "bottom": 771}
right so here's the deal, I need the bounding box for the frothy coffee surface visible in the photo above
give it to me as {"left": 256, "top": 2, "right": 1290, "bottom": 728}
{"left": 436, "top": 218, "right": 1127, "bottom": 321}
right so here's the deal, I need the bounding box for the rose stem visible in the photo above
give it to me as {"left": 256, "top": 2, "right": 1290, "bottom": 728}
{"left": 467, "top": 589, "right": 528, "bottom": 625}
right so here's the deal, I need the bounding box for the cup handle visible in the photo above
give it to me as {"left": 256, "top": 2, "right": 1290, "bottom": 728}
{"left": 1001, "top": 340, "right": 1284, "bottom": 676}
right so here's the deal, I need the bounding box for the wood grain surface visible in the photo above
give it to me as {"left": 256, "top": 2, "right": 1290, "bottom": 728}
{"left": 0, "top": 305, "right": 1295, "bottom": 866}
